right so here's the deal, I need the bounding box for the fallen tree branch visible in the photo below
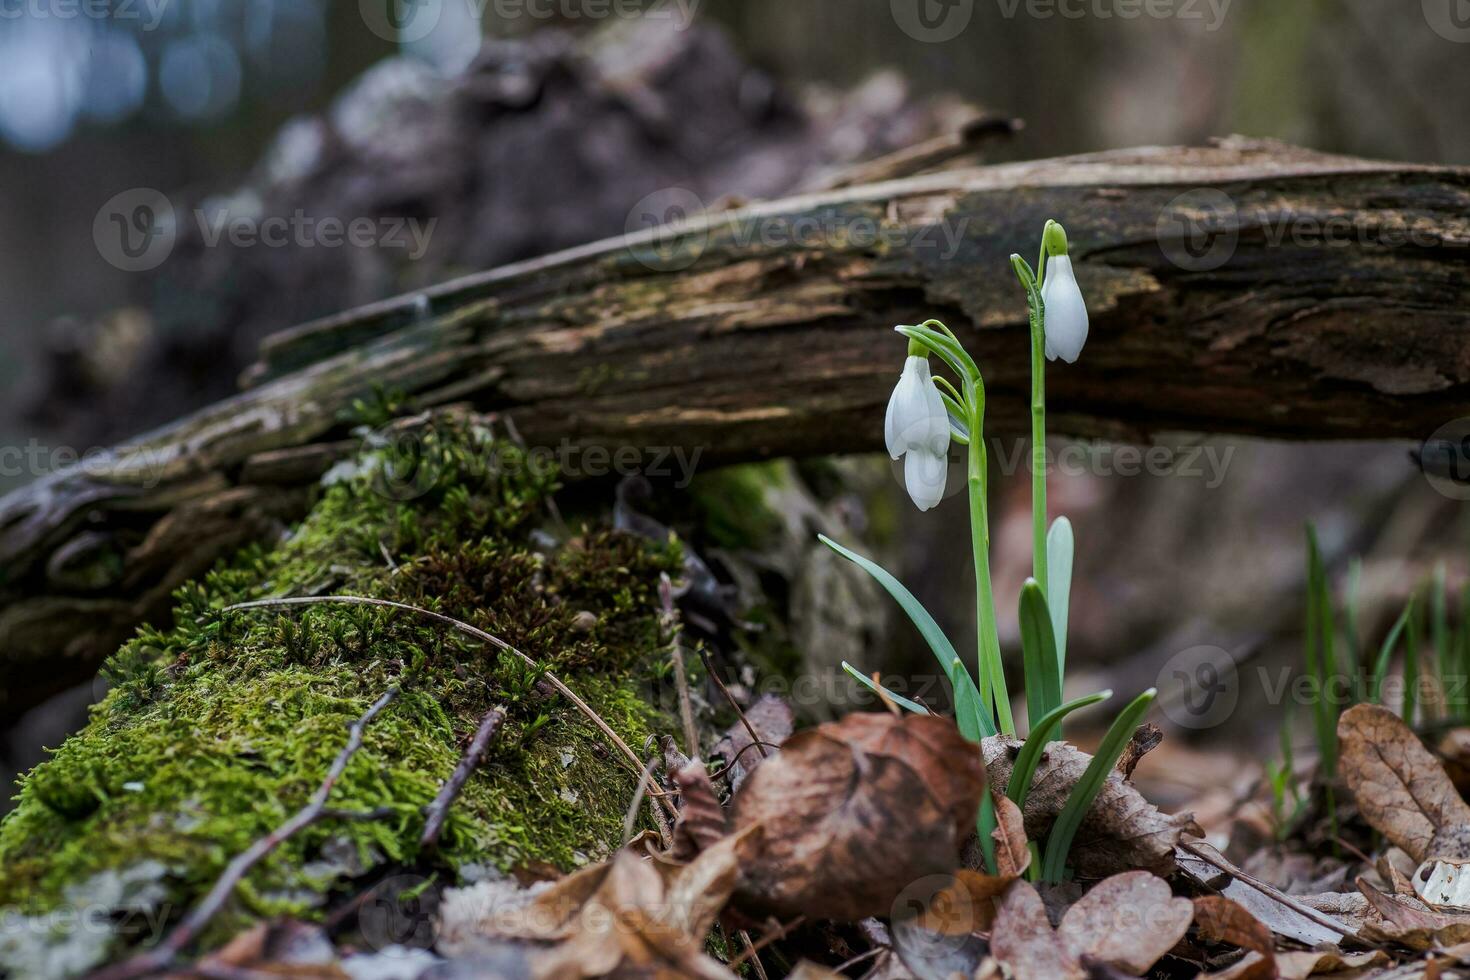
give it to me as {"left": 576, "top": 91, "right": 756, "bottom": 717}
{"left": 88, "top": 687, "right": 401, "bottom": 980}
{"left": 419, "top": 704, "right": 507, "bottom": 853}
{"left": 4, "top": 137, "right": 1470, "bottom": 713}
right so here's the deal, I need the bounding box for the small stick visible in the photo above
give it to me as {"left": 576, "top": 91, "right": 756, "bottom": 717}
{"left": 90, "top": 688, "right": 400, "bottom": 980}
{"left": 659, "top": 574, "right": 700, "bottom": 759}
{"left": 621, "top": 755, "right": 667, "bottom": 848}
{"left": 225, "top": 596, "right": 677, "bottom": 817}
{"left": 420, "top": 704, "right": 507, "bottom": 852}
{"left": 736, "top": 930, "right": 771, "bottom": 980}
{"left": 697, "top": 648, "right": 768, "bottom": 760}
{"left": 1179, "top": 841, "right": 1370, "bottom": 943}
{"left": 728, "top": 916, "right": 807, "bottom": 968}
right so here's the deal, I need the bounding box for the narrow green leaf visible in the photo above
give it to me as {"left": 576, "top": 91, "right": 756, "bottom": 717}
{"left": 841, "top": 662, "right": 931, "bottom": 715}
{"left": 1346, "top": 557, "right": 1363, "bottom": 703}
{"left": 1370, "top": 602, "right": 1413, "bottom": 705}
{"left": 1019, "top": 579, "right": 1063, "bottom": 733}
{"left": 1304, "top": 526, "right": 1338, "bottom": 776}
{"left": 1405, "top": 602, "right": 1421, "bottom": 726}
{"left": 1040, "top": 688, "right": 1156, "bottom": 883}
{"left": 1434, "top": 563, "right": 1451, "bottom": 710}
{"left": 1046, "top": 517, "right": 1074, "bottom": 675}
{"left": 1006, "top": 690, "right": 1111, "bottom": 805}
{"left": 819, "top": 534, "right": 996, "bottom": 739}
{"left": 976, "top": 789, "right": 998, "bottom": 875}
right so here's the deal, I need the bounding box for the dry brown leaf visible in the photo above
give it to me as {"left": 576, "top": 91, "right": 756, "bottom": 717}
{"left": 731, "top": 712, "right": 985, "bottom": 921}
{"left": 712, "top": 693, "right": 793, "bottom": 793}
{"left": 988, "top": 873, "right": 1187, "bottom": 979}
{"left": 1338, "top": 704, "right": 1470, "bottom": 864}
{"left": 189, "top": 920, "right": 347, "bottom": 978}
{"left": 1356, "top": 876, "right": 1470, "bottom": 950}
{"left": 1055, "top": 871, "right": 1193, "bottom": 975}
{"left": 1115, "top": 723, "right": 1163, "bottom": 780}
{"left": 437, "top": 829, "right": 761, "bottom": 979}
{"left": 990, "top": 880, "right": 1086, "bottom": 980}
{"left": 990, "top": 790, "right": 1031, "bottom": 879}
{"left": 670, "top": 760, "right": 727, "bottom": 862}
{"left": 982, "top": 736, "right": 1195, "bottom": 878}
{"left": 1192, "top": 896, "right": 1275, "bottom": 980}
{"left": 1274, "top": 949, "right": 1388, "bottom": 979}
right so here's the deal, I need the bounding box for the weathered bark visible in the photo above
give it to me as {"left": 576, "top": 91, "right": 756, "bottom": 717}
{"left": 4, "top": 137, "right": 1469, "bottom": 713}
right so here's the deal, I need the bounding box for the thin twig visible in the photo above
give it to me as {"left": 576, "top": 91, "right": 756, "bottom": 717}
{"left": 659, "top": 574, "right": 700, "bottom": 759}
{"left": 224, "top": 595, "right": 677, "bottom": 817}
{"left": 89, "top": 688, "right": 401, "bottom": 980}
{"left": 697, "top": 648, "right": 768, "bottom": 760}
{"left": 420, "top": 704, "right": 507, "bottom": 852}
{"left": 728, "top": 916, "right": 807, "bottom": 968}
{"left": 736, "top": 930, "right": 770, "bottom": 980}
{"left": 1179, "top": 841, "right": 1371, "bottom": 944}
{"left": 621, "top": 755, "right": 663, "bottom": 847}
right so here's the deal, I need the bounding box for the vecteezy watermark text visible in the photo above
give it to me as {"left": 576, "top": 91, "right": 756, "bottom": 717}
{"left": 94, "top": 188, "right": 437, "bottom": 272}
{"left": 624, "top": 187, "right": 971, "bottom": 272}
{"left": 359, "top": 0, "right": 701, "bottom": 45}
{"left": 0, "top": 0, "right": 171, "bottom": 29}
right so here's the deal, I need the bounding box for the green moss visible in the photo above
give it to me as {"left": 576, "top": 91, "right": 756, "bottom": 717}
{"left": 0, "top": 417, "right": 681, "bottom": 959}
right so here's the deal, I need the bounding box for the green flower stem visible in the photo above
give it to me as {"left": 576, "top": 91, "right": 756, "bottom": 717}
{"left": 968, "top": 399, "right": 1013, "bottom": 736}
{"left": 1029, "top": 289, "right": 1048, "bottom": 598}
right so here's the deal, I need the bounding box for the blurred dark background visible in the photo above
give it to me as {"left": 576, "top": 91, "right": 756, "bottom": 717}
{"left": 3, "top": 0, "right": 1468, "bottom": 813}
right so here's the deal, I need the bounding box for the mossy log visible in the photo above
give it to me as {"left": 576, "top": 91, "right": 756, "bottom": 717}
{"left": 5, "top": 137, "right": 1470, "bottom": 714}
{"left": 0, "top": 419, "right": 690, "bottom": 975}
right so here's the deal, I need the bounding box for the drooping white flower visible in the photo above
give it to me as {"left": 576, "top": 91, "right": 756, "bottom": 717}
{"left": 1041, "top": 253, "right": 1089, "bottom": 363}
{"left": 884, "top": 355, "right": 949, "bottom": 510}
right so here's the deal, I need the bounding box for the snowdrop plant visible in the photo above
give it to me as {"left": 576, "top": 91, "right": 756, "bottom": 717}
{"left": 822, "top": 220, "right": 1156, "bottom": 882}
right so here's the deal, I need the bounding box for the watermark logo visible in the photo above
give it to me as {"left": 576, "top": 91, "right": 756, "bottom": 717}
{"left": 992, "top": 0, "right": 1233, "bottom": 31}
{"left": 625, "top": 187, "right": 709, "bottom": 273}
{"left": 1157, "top": 188, "right": 1238, "bottom": 272}
{"left": 359, "top": 874, "right": 437, "bottom": 950}
{"left": 94, "top": 188, "right": 176, "bottom": 272}
{"left": 94, "top": 189, "right": 437, "bottom": 272}
{"left": 1424, "top": 0, "right": 1470, "bottom": 42}
{"left": 892, "top": 0, "right": 975, "bottom": 41}
{"left": 360, "top": 0, "right": 443, "bottom": 43}
{"left": 0, "top": 0, "right": 172, "bottom": 29}
{"left": 1156, "top": 644, "right": 1238, "bottom": 729}
{"left": 1420, "top": 418, "right": 1470, "bottom": 500}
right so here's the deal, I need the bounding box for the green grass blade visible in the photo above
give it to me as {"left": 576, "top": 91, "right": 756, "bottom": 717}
{"left": 1019, "top": 579, "right": 1063, "bottom": 733}
{"left": 1346, "top": 557, "right": 1363, "bottom": 703}
{"left": 1040, "top": 688, "right": 1156, "bottom": 883}
{"left": 1371, "top": 602, "right": 1413, "bottom": 705}
{"left": 1405, "top": 602, "right": 1421, "bottom": 725}
{"left": 1304, "top": 526, "right": 1338, "bottom": 776}
{"left": 1046, "top": 517, "right": 1074, "bottom": 675}
{"left": 841, "top": 662, "right": 931, "bottom": 715}
{"left": 1006, "top": 690, "right": 1111, "bottom": 805}
{"left": 1434, "top": 563, "right": 1451, "bottom": 713}
{"left": 976, "top": 789, "right": 998, "bottom": 875}
{"left": 819, "top": 535, "right": 996, "bottom": 739}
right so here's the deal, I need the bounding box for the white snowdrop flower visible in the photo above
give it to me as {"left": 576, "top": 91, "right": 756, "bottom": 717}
{"left": 884, "top": 354, "right": 950, "bottom": 510}
{"left": 1041, "top": 253, "right": 1089, "bottom": 363}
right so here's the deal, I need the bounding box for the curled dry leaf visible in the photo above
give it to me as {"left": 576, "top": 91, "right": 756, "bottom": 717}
{"left": 990, "top": 790, "right": 1031, "bottom": 879}
{"left": 1356, "top": 876, "right": 1470, "bottom": 950}
{"left": 731, "top": 712, "right": 985, "bottom": 921}
{"left": 670, "top": 760, "right": 727, "bottom": 862}
{"left": 712, "top": 693, "right": 793, "bottom": 793}
{"left": 1338, "top": 704, "right": 1470, "bottom": 864}
{"left": 991, "top": 880, "right": 1086, "bottom": 980}
{"left": 1192, "top": 896, "right": 1275, "bottom": 980}
{"left": 989, "top": 873, "right": 1189, "bottom": 980}
{"left": 1274, "top": 949, "right": 1388, "bottom": 979}
{"left": 436, "top": 829, "right": 762, "bottom": 979}
{"left": 1055, "top": 871, "right": 1193, "bottom": 975}
{"left": 982, "top": 736, "right": 1196, "bottom": 878}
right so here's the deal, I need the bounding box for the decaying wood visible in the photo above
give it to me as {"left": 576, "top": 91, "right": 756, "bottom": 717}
{"left": 4, "top": 137, "right": 1470, "bottom": 714}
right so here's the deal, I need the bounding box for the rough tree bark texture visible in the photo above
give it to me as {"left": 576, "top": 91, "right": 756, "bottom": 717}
{"left": 3, "top": 137, "right": 1468, "bottom": 714}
